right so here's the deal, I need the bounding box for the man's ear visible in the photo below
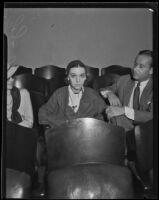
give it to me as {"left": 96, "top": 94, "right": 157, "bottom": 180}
{"left": 149, "top": 67, "right": 153, "bottom": 75}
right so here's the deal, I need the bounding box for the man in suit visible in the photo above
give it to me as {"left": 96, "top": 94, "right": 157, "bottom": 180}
{"left": 100, "top": 50, "right": 153, "bottom": 132}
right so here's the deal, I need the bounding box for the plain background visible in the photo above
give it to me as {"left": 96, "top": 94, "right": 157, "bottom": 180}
{"left": 4, "top": 8, "right": 153, "bottom": 73}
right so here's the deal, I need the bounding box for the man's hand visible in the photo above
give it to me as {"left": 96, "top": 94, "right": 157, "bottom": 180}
{"left": 106, "top": 106, "right": 125, "bottom": 119}
{"left": 107, "top": 92, "right": 122, "bottom": 106}
{"left": 100, "top": 89, "right": 121, "bottom": 106}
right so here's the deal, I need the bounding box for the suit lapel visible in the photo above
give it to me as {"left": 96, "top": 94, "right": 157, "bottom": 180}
{"left": 140, "top": 78, "right": 152, "bottom": 106}
{"left": 123, "top": 78, "right": 135, "bottom": 106}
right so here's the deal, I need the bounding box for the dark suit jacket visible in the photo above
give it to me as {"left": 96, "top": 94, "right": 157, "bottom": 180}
{"left": 105, "top": 75, "right": 153, "bottom": 131}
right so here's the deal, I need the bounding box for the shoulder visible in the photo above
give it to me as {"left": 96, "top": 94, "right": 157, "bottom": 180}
{"left": 84, "top": 87, "right": 101, "bottom": 98}
{"left": 118, "top": 74, "right": 131, "bottom": 81}
{"left": 117, "top": 74, "right": 132, "bottom": 86}
{"left": 51, "top": 86, "right": 68, "bottom": 97}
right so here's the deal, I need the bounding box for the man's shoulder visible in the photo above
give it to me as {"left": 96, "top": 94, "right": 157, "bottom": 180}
{"left": 119, "top": 74, "right": 131, "bottom": 81}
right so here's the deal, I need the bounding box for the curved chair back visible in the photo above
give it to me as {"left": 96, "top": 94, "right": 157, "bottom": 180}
{"left": 101, "top": 65, "right": 131, "bottom": 76}
{"left": 34, "top": 65, "right": 66, "bottom": 80}
{"left": 47, "top": 163, "right": 134, "bottom": 199}
{"left": 11, "top": 65, "right": 32, "bottom": 75}
{"left": 85, "top": 66, "right": 99, "bottom": 87}
{"left": 6, "top": 121, "right": 38, "bottom": 177}
{"left": 14, "top": 74, "right": 47, "bottom": 96}
{"left": 92, "top": 73, "right": 120, "bottom": 91}
{"left": 45, "top": 118, "right": 126, "bottom": 171}
{"left": 6, "top": 168, "right": 31, "bottom": 198}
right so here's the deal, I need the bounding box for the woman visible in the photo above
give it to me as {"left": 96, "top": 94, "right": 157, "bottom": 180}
{"left": 38, "top": 60, "right": 107, "bottom": 128}
{"left": 7, "top": 64, "right": 33, "bottom": 128}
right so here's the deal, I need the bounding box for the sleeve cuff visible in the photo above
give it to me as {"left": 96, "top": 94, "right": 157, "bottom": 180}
{"left": 100, "top": 89, "right": 112, "bottom": 98}
{"left": 124, "top": 106, "right": 135, "bottom": 120}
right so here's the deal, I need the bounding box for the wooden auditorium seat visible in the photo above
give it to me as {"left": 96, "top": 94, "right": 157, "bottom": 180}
{"left": 45, "top": 118, "right": 134, "bottom": 198}
{"left": 34, "top": 65, "right": 65, "bottom": 80}
{"left": 34, "top": 65, "right": 66, "bottom": 99}
{"left": 6, "top": 121, "right": 38, "bottom": 198}
{"left": 84, "top": 65, "right": 99, "bottom": 88}
{"left": 6, "top": 168, "right": 31, "bottom": 199}
{"left": 101, "top": 65, "right": 131, "bottom": 76}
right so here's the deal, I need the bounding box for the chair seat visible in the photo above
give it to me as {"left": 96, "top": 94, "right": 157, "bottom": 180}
{"left": 47, "top": 163, "right": 134, "bottom": 199}
{"left": 6, "top": 168, "right": 31, "bottom": 198}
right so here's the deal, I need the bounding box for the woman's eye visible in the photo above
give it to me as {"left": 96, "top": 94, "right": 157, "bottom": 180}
{"left": 80, "top": 74, "right": 86, "bottom": 78}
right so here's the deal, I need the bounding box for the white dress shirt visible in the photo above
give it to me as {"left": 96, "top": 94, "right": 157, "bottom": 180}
{"left": 7, "top": 88, "right": 33, "bottom": 128}
{"left": 68, "top": 85, "right": 84, "bottom": 113}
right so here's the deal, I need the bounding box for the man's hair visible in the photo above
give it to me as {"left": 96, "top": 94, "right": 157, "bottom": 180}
{"left": 137, "top": 50, "right": 153, "bottom": 67}
{"left": 66, "top": 60, "right": 87, "bottom": 75}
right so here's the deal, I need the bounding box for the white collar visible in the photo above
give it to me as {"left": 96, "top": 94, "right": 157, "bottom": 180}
{"left": 135, "top": 79, "right": 150, "bottom": 88}
{"left": 68, "top": 85, "right": 84, "bottom": 95}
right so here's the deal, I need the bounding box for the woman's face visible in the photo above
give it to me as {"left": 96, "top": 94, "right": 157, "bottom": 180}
{"left": 68, "top": 66, "right": 86, "bottom": 93}
{"left": 7, "top": 77, "right": 14, "bottom": 90}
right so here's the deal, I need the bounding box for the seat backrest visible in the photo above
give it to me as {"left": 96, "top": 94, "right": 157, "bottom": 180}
{"left": 6, "top": 121, "right": 37, "bottom": 177}
{"left": 34, "top": 65, "right": 66, "bottom": 80}
{"left": 47, "top": 163, "right": 134, "bottom": 199}
{"left": 92, "top": 73, "right": 120, "bottom": 91}
{"left": 84, "top": 66, "right": 99, "bottom": 87}
{"left": 134, "top": 120, "right": 153, "bottom": 173}
{"left": 101, "top": 65, "right": 131, "bottom": 76}
{"left": 13, "top": 65, "right": 32, "bottom": 75}
{"left": 45, "top": 118, "right": 126, "bottom": 171}
{"left": 14, "top": 74, "right": 47, "bottom": 96}
{"left": 6, "top": 168, "right": 31, "bottom": 198}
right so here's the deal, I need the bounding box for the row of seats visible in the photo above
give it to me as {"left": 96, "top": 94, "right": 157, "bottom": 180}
{"left": 11, "top": 64, "right": 132, "bottom": 78}
{"left": 5, "top": 119, "right": 153, "bottom": 198}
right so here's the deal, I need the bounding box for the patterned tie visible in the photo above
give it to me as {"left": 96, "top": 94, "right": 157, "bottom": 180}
{"left": 133, "top": 82, "right": 140, "bottom": 110}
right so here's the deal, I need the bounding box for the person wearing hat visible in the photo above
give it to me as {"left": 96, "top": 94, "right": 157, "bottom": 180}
{"left": 38, "top": 60, "right": 107, "bottom": 128}
{"left": 7, "top": 64, "right": 33, "bottom": 128}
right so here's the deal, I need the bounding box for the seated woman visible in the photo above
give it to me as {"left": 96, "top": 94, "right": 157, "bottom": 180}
{"left": 7, "top": 64, "right": 33, "bottom": 128}
{"left": 38, "top": 60, "right": 107, "bottom": 128}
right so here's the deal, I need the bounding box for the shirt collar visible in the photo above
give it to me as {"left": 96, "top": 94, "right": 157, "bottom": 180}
{"left": 68, "top": 85, "right": 84, "bottom": 95}
{"left": 135, "top": 79, "right": 150, "bottom": 88}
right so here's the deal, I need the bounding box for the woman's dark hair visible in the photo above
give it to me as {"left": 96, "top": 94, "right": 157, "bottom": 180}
{"left": 66, "top": 60, "right": 87, "bottom": 76}
{"left": 137, "top": 50, "right": 153, "bottom": 67}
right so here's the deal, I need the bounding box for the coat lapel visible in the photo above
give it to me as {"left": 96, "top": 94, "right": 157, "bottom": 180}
{"left": 123, "top": 78, "right": 135, "bottom": 106}
{"left": 140, "top": 78, "right": 152, "bottom": 106}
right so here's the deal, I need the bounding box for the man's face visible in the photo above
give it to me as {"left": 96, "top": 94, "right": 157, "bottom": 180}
{"left": 132, "top": 54, "right": 153, "bottom": 82}
{"left": 68, "top": 67, "right": 86, "bottom": 93}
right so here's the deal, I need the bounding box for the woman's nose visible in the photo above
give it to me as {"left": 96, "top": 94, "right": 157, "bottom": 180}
{"left": 76, "top": 77, "right": 80, "bottom": 83}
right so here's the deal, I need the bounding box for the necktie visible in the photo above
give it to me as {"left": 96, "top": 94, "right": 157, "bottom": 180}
{"left": 133, "top": 82, "right": 140, "bottom": 110}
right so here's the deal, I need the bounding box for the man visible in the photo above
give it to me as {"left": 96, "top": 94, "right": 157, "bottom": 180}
{"left": 100, "top": 50, "right": 153, "bottom": 132}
